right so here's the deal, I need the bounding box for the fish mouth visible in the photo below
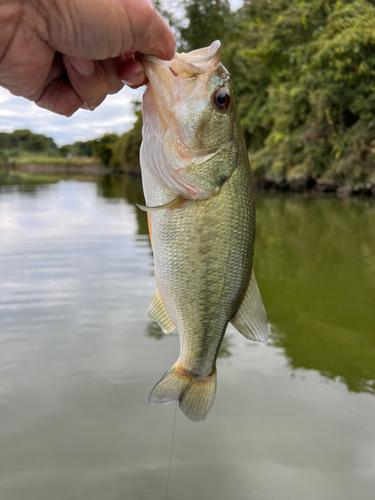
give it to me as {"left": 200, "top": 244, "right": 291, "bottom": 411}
{"left": 143, "top": 40, "right": 221, "bottom": 77}
{"left": 141, "top": 41, "right": 222, "bottom": 106}
{"left": 141, "top": 40, "right": 223, "bottom": 151}
{"left": 141, "top": 42, "right": 224, "bottom": 199}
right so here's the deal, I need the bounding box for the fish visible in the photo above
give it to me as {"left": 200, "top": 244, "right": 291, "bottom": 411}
{"left": 139, "top": 41, "right": 269, "bottom": 422}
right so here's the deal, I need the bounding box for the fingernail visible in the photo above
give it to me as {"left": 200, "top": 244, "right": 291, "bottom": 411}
{"left": 68, "top": 57, "right": 95, "bottom": 77}
{"left": 122, "top": 71, "right": 145, "bottom": 86}
{"left": 80, "top": 103, "right": 96, "bottom": 111}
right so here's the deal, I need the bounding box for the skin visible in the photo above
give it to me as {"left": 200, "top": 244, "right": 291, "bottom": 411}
{"left": 0, "top": 0, "right": 175, "bottom": 115}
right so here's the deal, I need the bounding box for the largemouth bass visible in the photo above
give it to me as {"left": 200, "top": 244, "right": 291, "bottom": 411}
{"left": 140, "top": 41, "right": 268, "bottom": 422}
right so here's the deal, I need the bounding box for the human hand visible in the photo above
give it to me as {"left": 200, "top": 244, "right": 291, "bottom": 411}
{"left": 0, "top": 0, "right": 175, "bottom": 116}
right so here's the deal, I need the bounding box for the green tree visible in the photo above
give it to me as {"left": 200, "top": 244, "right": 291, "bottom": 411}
{"left": 92, "top": 133, "right": 119, "bottom": 166}
{"left": 179, "top": 0, "right": 235, "bottom": 55}
{"left": 0, "top": 129, "right": 58, "bottom": 154}
{"left": 224, "top": 0, "right": 375, "bottom": 183}
{"left": 110, "top": 109, "right": 143, "bottom": 173}
{"left": 59, "top": 140, "right": 94, "bottom": 157}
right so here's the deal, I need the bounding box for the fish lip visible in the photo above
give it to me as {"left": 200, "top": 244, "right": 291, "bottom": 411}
{"left": 175, "top": 40, "right": 221, "bottom": 65}
{"left": 142, "top": 40, "right": 221, "bottom": 77}
{"left": 142, "top": 40, "right": 221, "bottom": 65}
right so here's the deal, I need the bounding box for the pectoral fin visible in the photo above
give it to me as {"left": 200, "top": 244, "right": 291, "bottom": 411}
{"left": 146, "top": 289, "right": 175, "bottom": 333}
{"left": 137, "top": 195, "right": 186, "bottom": 212}
{"left": 231, "top": 270, "right": 269, "bottom": 342}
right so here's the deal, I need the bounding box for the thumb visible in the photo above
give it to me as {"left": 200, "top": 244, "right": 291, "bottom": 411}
{"left": 43, "top": 0, "right": 175, "bottom": 60}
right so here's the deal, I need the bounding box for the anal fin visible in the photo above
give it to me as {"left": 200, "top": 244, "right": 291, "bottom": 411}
{"left": 146, "top": 289, "right": 175, "bottom": 333}
{"left": 231, "top": 270, "right": 269, "bottom": 342}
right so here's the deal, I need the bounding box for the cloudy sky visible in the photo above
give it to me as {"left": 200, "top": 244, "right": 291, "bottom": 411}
{"left": 0, "top": 85, "right": 144, "bottom": 147}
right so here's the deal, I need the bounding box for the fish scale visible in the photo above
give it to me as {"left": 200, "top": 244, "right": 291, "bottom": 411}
{"left": 140, "top": 41, "right": 268, "bottom": 421}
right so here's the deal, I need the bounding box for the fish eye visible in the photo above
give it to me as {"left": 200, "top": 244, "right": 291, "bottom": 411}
{"left": 212, "top": 88, "right": 230, "bottom": 111}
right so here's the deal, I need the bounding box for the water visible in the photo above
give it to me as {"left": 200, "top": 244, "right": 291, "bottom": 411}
{"left": 0, "top": 172, "right": 374, "bottom": 500}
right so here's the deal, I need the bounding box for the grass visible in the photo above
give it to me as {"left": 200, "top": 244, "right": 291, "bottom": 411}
{"left": 10, "top": 155, "right": 100, "bottom": 166}
{"left": 0, "top": 150, "right": 101, "bottom": 167}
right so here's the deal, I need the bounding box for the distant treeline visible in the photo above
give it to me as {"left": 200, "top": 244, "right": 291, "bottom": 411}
{"left": 2, "top": 0, "right": 375, "bottom": 184}
{"left": 0, "top": 123, "right": 141, "bottom": 173}
{"left": 0, "top": 129, "right": 60, "bottom": 158}
{"left": 0, "top": 129, "right": 95, "bottom": 160}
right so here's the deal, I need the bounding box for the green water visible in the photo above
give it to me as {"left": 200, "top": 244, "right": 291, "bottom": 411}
{"left": 0, "top": 172, "right": 374, "bottom": 500}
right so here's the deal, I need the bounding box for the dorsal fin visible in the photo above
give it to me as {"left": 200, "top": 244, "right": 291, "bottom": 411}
{"left": 231, "top": 270, "right": 269, "bottom": 342}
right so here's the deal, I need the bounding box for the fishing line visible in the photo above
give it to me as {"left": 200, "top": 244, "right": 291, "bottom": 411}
{"left": 165, "top": 400, "right": 178, "bottom": 500}
{"left": 166, "top": 330, "right": 183, "bottom": 500}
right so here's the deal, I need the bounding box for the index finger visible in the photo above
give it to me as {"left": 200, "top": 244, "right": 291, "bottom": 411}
{"left": 127, "top": 0, "right": 175, "bottom": 60}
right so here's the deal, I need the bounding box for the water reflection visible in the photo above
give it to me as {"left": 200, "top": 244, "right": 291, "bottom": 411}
{"left": 132, "top": 179, "right": 375, "bottom": 392}
{"left": 146, "top": 322, "right": 164, "bottom": 340}
{"left": 1, "top": 172, "right": 375, "bottom": 499}
{"left": 255, "top": 194, "right": 375, "bottom": 394}
{"left": 0, "top": 170, "right": 57, "bottom": 195}
{"left": 97, "top": 174, "right": 148, "bottom": 235}
{"left": 0, "top": 171, "right": 374, "bottom": 397}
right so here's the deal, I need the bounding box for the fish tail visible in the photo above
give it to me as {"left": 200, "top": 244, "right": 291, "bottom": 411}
{"left": 149, "top": 360, "right": 217, "bottom": 422}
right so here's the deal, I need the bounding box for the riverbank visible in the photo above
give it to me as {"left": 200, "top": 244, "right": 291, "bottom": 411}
{"left": 1, "top": 164, "right": 374, "bottom": 197}
{"left": 0, "top": 162, "right": 142, "bottom": 178}
{"left": 253, "top": 176, "right": 375, "bottom": 197}
{"left": 9, "top": 163, "right": 111, "bottom": 176}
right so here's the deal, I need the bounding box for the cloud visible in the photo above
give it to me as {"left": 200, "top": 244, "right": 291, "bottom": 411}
{"left": 0, "top": 86, "right": 144, "bottom": 146}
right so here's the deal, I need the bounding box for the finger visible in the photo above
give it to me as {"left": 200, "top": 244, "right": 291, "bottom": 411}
{"left": 99, "top": 57, "right": 125, "bottom": 95}
{"left": 1, "top": 29, "right": 55, "bottom": 98}
{"left": 25, "top": 52, "right": 82, "bottom": 116}
{"left": 46, "top": 0, "right": 175, "bottom": 61}
{"left": 118, "top": 54, "right": 147, "bottom": 88}
{"left": 127, "top": 2, "right": 175, "bottom": 60}
{"left": 63, "top": 56, "right": 109, "bottom": 110}
{"left": 27, "top": 52, "right": 65, "bottom": 103}
{"left": 35, "top": 77, "right": 83, "bottom": 116}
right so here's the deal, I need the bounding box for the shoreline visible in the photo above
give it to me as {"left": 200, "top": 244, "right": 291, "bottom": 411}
{"left": 253, "top": 176, "right": 375, "bottom": 197}
{"left": 1, "top": 164, "right": 374, "bottom": 197}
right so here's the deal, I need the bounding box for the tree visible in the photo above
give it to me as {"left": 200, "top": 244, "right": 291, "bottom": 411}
{"left": 110, "top": 110, "right": 142, "bottom": 173}
{"left": 92, "top": 134, "right": 119, "bottom": 166}
{"left": 0, "top": 129, "right": 58, "bottom": 154}
{"left": 224, "top": 0, "right": 375, "bottom": 183}
{"left": 179, "top": 0, "right": 235, "bottom": 55}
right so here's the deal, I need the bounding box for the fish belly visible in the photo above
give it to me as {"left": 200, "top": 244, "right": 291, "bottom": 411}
{"left": 145, "top": 159, "right": 255, "bottom": 378}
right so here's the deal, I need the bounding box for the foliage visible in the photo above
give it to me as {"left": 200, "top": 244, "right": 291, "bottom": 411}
{"left": 223, "top": 0, "right": 375, "bottom": 182}
{"left": 0, "top": 129, "right": 58, "bottom": 155}
{"left": 179, "top": 0, "right": 235, "bottom": 55}
{"left": 92, "top": 133, "right": 119, "bottom": 166}
{"left": 110, "top": 110, "right": 143, "bottom": 173}
{"left": 59, "top": 140, "right": 95, "bottom": 157}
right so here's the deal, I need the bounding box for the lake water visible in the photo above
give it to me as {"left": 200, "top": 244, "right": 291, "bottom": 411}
{"left": 0, "top": 172, "right": 374, "bottom": 500}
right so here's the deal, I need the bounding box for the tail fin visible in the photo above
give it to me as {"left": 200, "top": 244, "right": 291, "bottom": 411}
{"left": 149, "top": 361, "right": 217, "bottom": 422}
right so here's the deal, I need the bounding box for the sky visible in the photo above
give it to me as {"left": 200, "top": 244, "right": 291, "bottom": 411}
{"left": 0, "top": 85, "right": 144, "bottom": 147}
{"left": 0, "top": 0, "right": 244, "bottom": 147}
